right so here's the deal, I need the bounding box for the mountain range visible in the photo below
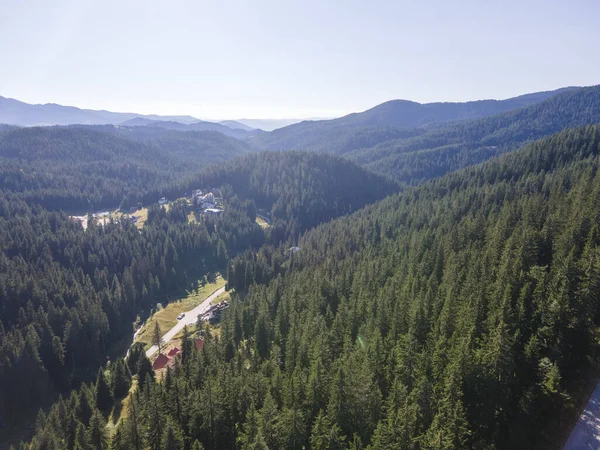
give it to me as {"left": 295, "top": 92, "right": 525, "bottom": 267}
{"left": 0, "top": 87, "right": 579, "bottom": 137}
{"left": 0, "top": 95, "right": 316, "bottom": 132}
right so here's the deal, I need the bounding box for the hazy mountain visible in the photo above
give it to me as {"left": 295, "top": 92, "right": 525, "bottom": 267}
{"left": 0, "top": 95, "right": 200, "bottom": 126}
{"left": 250, "top": 87, "right": 580, "bottom": 150}
{"left": 119, "top": 116, "right": 256, "bottom": 139}
{"left": 0, "top": 95, "right": 309, "bottom": 138}
{"left": 234, "top": 118, "right": 309, "bottom": 131}
{"left": 119, "top": 117, "right": 162, "bottom": 127}
{"left": 219, "top": 120, "right": 256, "bottom": 131}
{"left": 347, "top": 84, "right": 600, "bottom": 184}
{"left": 334, "top": 87, "right": 579, "bottom": 128}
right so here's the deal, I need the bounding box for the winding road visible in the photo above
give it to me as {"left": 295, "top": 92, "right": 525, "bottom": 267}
{"left": 563, "top": 380, "right": 600, "bottom": 449}
{"left": 144, "top": 286, "right": 226, "bottom": 359}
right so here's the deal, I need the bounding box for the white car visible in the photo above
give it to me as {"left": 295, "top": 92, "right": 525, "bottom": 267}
{"left": 177, "top": 313, "right": 185, "bottom": 320}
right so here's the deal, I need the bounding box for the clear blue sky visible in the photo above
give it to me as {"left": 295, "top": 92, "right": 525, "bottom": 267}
{"left": 1, "top": 0, "right": 598, "bottom": 119}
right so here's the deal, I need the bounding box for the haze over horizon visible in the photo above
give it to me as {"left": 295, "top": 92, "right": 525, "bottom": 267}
{"left": 1, "top": 0, "right": 599, "bottom": 120}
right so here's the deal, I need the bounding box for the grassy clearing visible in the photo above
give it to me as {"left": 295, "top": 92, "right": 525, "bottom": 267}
{"left": 133, "top": 207, "right": 149, "bottom": 229}
{"left": 256, "top": 216, "right": 271, "bottom": 229}
{"left": 211, "top": 289, "right": 231, "bottom": 305}
{"left": 135, "top": 276, "right": 226, "bottom": 349}
{"left": 107, "top": 377, "right": 139, "bottom": 435}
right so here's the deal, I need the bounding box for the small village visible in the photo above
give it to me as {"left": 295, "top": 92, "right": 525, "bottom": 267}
{"left": 150, "top": 299, "right": 230, "bottom": 373}
{"left": 68, "top": 187, "right": 225, "bottom": 230}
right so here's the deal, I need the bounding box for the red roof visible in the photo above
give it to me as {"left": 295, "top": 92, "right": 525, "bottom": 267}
{"left": 152, "top": 353, "right": 169, "bottom": 370}
{"left": 167, "top": 347, "right": 181, "bottom": 357}
{"left": 195, "top": 338, "right": 204, "bottom": 351}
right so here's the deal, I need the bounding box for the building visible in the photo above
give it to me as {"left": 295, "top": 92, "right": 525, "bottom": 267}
{"left": 152, "top": 353, "right": 170, "bottom": 370}
{"left": 199, "top": 301, "right": 230, "bottom": 324}
{"left": 205, "top": 208, "right": 223, "bottom": 216}
{"left": 167, "top": 347, "right": 181, "bottom": 358}
{"left": 195, "top": 338, "right": 204, "bottom": 351}
{"left": 158, "top": 197, "right": 168, "bottom": 205}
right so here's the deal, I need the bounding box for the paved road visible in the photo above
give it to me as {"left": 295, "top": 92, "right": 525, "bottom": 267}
{"left": 563, "top": 380, "right": 600, "bottom": 449}
{"left": 145, "top": 286, "right": 226, "bottom": 359}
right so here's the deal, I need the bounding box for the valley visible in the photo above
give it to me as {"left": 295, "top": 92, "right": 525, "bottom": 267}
{"left": 2, "top": 86, "right": 600, "bottom": 450}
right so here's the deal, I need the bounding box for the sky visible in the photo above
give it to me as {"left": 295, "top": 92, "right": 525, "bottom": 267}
{"left": 1, "top": 0, "right": 599, "bottom": 120}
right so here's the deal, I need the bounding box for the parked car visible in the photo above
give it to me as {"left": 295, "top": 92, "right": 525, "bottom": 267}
{"left": 177, "top": 313, "right": 185, "bottom": 320}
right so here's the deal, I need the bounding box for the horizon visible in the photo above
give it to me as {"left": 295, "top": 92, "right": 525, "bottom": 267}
{"left": 0, "top": 84, "right": 591, "bottom": 123}
{"left": 2, "top": 0, "right": 599, "bottom": 120}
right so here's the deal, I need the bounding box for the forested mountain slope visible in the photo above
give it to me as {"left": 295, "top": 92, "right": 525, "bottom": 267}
{"left": 0, "top": 147, "right": 396, "bottom": 446}
{"left": 21, "top": 125, "right": 600, "bottom": 449}
{"left": 118, "top": 118, "right": 257, "bottom": 139}
{"left": 0, "top": 126, "right": 253, "bottom": 211}
{"left": 147, "top": 151, "right": 398, "bottom": 241}
{"left": 248, "top": 86, "right": 600, "bottom": 189}
{"left": 348, "top": 84, "right": 600, "bottom": 184}
{"left": 249, "top": 87, "right": 576, "bottom": 151}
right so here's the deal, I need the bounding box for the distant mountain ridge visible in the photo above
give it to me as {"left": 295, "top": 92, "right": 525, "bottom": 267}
{"left": 250, "top": 87, "right": 581, "bottom": 150}
{"left": 0, "top": 95, "right": 203, "bottom": 126}
{"left": 233, "top": 118, "right": 316, "bottom": 131}
{"left": 0, "top": 95, "right": 305, "bottom": 133}
{"left": 119, "top": 116, "right": 260, "bottom": 139}
{"left": 218, "top": 120, "right": 255, "bottom": 131}
{"left": 0, "top": 86, "right": 585, "bottom": 144}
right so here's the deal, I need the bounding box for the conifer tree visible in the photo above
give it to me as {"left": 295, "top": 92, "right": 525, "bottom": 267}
{"left": 86, "top": 409, "right": 108, "bottom": 449}
{"left": 161, "top": 419, "right": 184, "bottom": 450}
{"left": 152, "top": 322, "right": 163, "bottom": 354}
{"left": 191, "top": 439, "right": 205, "bottom": 450}
{"left": 112, "top": 359, "right": 131, "bottom": 399}
{"left": 95, "top": 368, "right": 114, "bottom": 413}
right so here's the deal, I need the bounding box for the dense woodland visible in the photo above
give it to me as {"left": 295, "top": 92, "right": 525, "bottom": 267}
{"left": 16, "top": 125, "right": 600, "bottom": 449}
{"left": 18, "top": 127, "right": 600, "bottom": 449}
{"left": 0, "top": 150, "right": 394, "bottom": 445}
{"left": 3, "top": 86, "right": 600, "bottom": 216}
{"left": 0, "top": 126, "right": 253, "bottom": 212}
{"left": 253, "top": 85, "right": 600, "bottom": 186}
{"left": 3, "top": 85, "right": 600, "bottom": 449}
{"left": 146, "top": 151, "right": 397, "bottom": 242}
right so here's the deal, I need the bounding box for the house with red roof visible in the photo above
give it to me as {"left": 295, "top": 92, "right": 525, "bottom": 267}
{"left": 167, "top": 347, "right": 181, "bottom": 358}
{"left": 152, "top": 353, "right": 169, "bottom": 370}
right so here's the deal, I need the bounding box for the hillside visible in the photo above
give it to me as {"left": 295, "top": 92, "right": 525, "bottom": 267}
{"left": 22, "top": 125, "right": 600, "bottom": 449}
{"left": 250, "top": 87, "right": 577, "bottom": 151}
{"left": 0, "top": 126, "right": 253, "bottom": 211}
{"left": 348, "top": 84, "right": 600, "bottom": 184}
{"left": 219, "top": 120, "right": 256, "bottom": 131}
{"left": 0, "top": 146, "right": 396, "bottom": 446}
{"left": 119, "top": 117, "right": 255, "bottom": 139}
{"left": 144, "top": 150, "right": 398, "bottom": 240}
